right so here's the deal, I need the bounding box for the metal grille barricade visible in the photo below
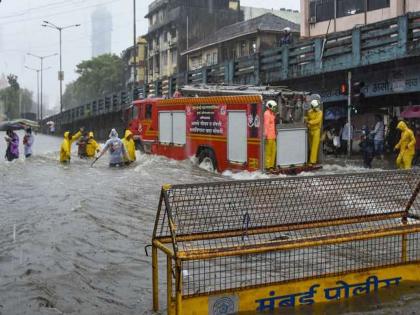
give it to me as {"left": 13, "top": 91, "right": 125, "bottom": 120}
{"left": 151, "top": 170, "right": 420, "bottom": 314}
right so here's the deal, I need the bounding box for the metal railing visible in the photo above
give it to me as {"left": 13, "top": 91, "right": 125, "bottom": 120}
{"left": 47, "top": 13, "right": 420, "bottom": 127}
{"left": 153, "top": 170, "right": 420, "bottom": 298}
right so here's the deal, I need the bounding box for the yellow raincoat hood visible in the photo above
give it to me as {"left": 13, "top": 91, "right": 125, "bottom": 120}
{"left": 122, "top": 129, "right": 136, "bottom": 162}
{"left": 89, "top": 132, "right": 94, "bottom": 138}
{"left": 397, "top": 121, "right": 408, "bottom": 131}
{"left": 124, "top": 130, "right": 133, "bottom": 138}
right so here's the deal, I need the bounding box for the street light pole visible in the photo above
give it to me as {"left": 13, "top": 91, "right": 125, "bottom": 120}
{"left": 133, "top": 0, "right": 137, "bottom": 99}
{"left": 24, "top": 66, "right": 40, "bottom": 120}
{"left": 42, "top": 21, "right": 80, "bottom": 113}
{"left": 27, "top": 53, "right": 58, "bottom": 120}
{"left": 59, "top": 28, "right": 63, "bottom": 113}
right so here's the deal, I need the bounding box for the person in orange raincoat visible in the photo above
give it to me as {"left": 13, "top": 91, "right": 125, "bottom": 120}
{"left": 395, "top": 121, "right": 416, "bottom": 169}
{"left": 264, "top": 100, "right": 277, "bottom": 169}
{"left": 305, "top": 99, "right": 323, "bottom": 165}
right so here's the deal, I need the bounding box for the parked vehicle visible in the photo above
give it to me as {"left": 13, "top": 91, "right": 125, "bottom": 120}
{"left": 126, "top": 85, "right": 318, "bottom": 173}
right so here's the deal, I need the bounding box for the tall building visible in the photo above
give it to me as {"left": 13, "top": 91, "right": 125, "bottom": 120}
{"left": 91, "top": 6, "right": 112, "bottom": 57}
{"left": 145, "top": 0, "right": 242, "bottom": 82}
{"left": 300, "top": 0, "right": 420, "bottom": 38}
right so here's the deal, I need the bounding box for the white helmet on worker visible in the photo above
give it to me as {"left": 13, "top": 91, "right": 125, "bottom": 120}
{"left": 266, "top": 100, "right": 277, "bottom": 110}
{"left": 283, "top": 27, "right": 291, "bottom": 33}
{"left": 310, "top": 99, "right": 320, "bottom": 108}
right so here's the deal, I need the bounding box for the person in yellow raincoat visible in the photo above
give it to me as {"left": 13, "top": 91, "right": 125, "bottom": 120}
{"left": 122, "top": 129, "right": 136, "bottom": 163}
{"left": 264, "top": 100, "right": 277, "bottom": 170}
{"left": 305, "top": 100, "right": 323, "bottom": 165}
{"left": 85, "top": 132, "right": 100, "bottom": 158}
{"left": 60, "top": 128, "right": 83, "bottom": 163}
{"left": 395, "top": 121, "right": 416, "bottom": 169}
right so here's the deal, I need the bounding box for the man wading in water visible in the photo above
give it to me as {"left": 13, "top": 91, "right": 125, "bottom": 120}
{"left": 96, "top": 129, "right": 129, "bottom": 167}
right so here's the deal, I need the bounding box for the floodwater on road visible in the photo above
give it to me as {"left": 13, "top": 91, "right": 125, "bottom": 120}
{"left": 0, "top": 132, "right": 419, "bottom": 315}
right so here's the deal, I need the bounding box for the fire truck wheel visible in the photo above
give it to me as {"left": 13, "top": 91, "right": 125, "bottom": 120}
{"left": 198, "top": 149, "right": 217, "bottom": 172}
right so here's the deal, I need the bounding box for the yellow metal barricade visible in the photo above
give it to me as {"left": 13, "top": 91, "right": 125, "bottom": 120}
{"left": 152, "top": 170, "right": 420, "bottom": 314}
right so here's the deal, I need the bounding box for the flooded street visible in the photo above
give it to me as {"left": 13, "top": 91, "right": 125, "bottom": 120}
{"left": 0, "top": 132, "right": 419, "bottom": 315}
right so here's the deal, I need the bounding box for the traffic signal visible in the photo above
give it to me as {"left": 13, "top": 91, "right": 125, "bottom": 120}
{"left": 121, "top": 91, "right": 128, "bottom": 104}
{"left": 339, "top": 83, "right": 348, "bottom": 95}
{"left": 351, "top": 81, "right": 365, "bottom": 105}
{"left": 133, "top": 87, "right": 139, "bottom": 101}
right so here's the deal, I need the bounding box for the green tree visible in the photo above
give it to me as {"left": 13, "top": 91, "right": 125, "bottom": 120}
{"left": 0, "top": 74, "right": 35, "bottom": 119}
{"left": 62, "top": 53, "right": 125, "bottom": 110}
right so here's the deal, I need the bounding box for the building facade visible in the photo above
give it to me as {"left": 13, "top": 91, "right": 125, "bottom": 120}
{"left": 122, "top": 37, "right": 148, "bottom": 89}
{"left": 145, "top": 0, "right": 242, "bottom": 82}
{"left": 300, "top": 0, "right": 420, "bottom": 37}
{"left": 241, "top": 6, "right": 300, "bottom": 24}
{"left": 182, "top": 13, "right": 299, "bottom": 71}
{"left": 91, "top": 6, "right": 112, "bottom": 57}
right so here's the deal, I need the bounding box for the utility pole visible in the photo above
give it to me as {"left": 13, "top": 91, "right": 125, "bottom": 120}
{"left": 133, "top": 0, "right": 137, "bottom": 100}
{"left": 347, "top": 71, "right": 352, "bottom": 158}
{"left": 27, "top": 53, "right": 57, "bottom": 120}
{"left": 42, "top": 21, "right": 81, "bottom": 113}
{"left": 24, "top": 65, "right": 41, "bottom": 120}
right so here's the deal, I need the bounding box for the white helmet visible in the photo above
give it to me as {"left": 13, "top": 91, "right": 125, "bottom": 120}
{"left": 310, "top": 99, "right": 320, "bottom": 108}
{"left": 283, "top": 27, "right": 291, "bottom": 33}
{"left": 266, "top": 100, "right": 277, "bottom": 109}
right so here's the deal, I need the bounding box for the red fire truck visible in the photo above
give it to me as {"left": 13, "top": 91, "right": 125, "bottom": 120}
{"left": 126, "top": 85, "right": 318, "bottom": 173}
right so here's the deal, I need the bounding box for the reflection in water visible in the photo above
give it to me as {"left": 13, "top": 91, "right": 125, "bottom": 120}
{"left": 0, "top": 132, "right": 419, "bottom": 314}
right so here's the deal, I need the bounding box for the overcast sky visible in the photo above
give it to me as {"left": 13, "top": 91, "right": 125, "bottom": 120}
{"left": 0, "top": 0, "right": 300, "bottom": 112}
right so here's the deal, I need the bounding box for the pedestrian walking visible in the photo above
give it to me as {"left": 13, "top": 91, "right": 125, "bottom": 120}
{"left": 77, "top": 132, "right": 89, "bottom": 159}
{"left": 359, "top": 126, "right": 374, "bottom": 168}
{"left": 371, "top": 115, "right": 385, "bottom": 159}
{"left": 340, "top": 121, "right": 353, "bottom": 155}
{"left": 23, "top": 127, "right": 34, "bottom": 158}
{"left": 60, "top": 128, "right": 83, "bottom": 163}
{"left": 122, "top": 129, "right": 136, "bottom": 163}
{"left": 394, "top": 121, "right": 416, "bottom": 169}
{"left": 96, "top": 129, "right": 129, "bottom": 167}
{"left": 4, "top": 129, "right": 19, "bottom": 161}
{"left": 85, "top": 132, "right": 100, "bottom": 158}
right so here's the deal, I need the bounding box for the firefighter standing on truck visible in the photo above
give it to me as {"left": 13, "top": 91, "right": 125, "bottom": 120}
{"left": 264, "top": 100, "right": 277, "bottom": 170}
{"left": 305, "top": 99, "right": 323, "bottom": 165}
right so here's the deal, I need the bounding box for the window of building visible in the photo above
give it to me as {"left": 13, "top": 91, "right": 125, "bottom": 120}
{"left": 336, "top": 0, "right": 365, "bottom": 18}
{"left": 171, "top": 49, "right": 177, "bottom": 64}
{"left": 206, "top": 53, "right": 211, "bottom": 66}
{"left": 231, "top": 47, "right": 237, "bottom": 59}
{"left": 249, "top": 40, "right": 257, "bottom": 54}
{"left": 240, "top": 41, "right": 247, "bottom": 57}
{"left": 163, "top": 32, "right": 168, "bottom": 42}
{"left": 212, "top": 52, "right": 217, "bottom": 65}
{"left": 310, "top": 0, "right": 335, "bottom": 23}
{"left": 162, "top": 51, "right": 168, "bottom": 66}
{"left": 367, "top": 0, "right": 390, "bottom": 11}
{"left": 221, "top": 47, "right": 229, "bottom": 61}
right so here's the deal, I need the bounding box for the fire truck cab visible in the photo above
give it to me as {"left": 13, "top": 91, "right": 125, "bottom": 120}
{"left": 127, "top": 85, "right": 316, "bottom": 173}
